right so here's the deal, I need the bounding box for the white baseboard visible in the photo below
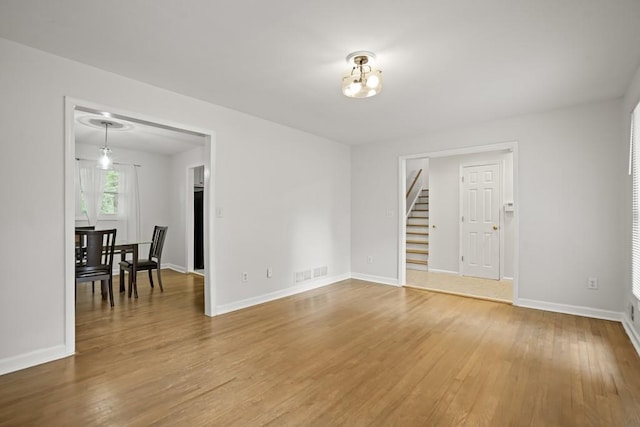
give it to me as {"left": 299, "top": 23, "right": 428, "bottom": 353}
{"left": 516, "top": 298, "right": 623, "bottom": 322}
{"left": 164, "top": 263, "right": 186, "bottom": 273}
{"left": 112, "top": 263, "right": 186, "bottom": 276}
{"left": 502, "top": 276, "right": 514, "bottom": 281}
{"left": 215, "top": 273, "right": 351, "bottom": 315}
{"left": 622, "top": 315, "right": 640, "bottom": 358}
{"left": 0, "top": 345, "right": 72, "bottom": 376}
{"left": 427, "top": 268, "right": 459, "bottom": 275}
{"left": 350, "top": 273, "right": 400, "bottom": 287}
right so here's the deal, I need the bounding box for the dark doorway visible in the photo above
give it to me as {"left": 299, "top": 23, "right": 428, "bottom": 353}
{"left": 194, "top": 189, "right": 204, "bottom": 269}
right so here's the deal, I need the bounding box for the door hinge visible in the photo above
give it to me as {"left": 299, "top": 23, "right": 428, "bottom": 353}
{"left": 461, "top": 176, "right": 464, "bottom": 183}
{"left": 461, "top": 255, "right": 464, "bottom": 261}
{"left": 461, "top": 216, "right": 464, "bottom": 222}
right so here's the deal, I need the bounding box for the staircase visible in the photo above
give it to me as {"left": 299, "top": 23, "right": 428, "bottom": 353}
{"left": 406, "top": 188, "right": 429, "bottom": 271}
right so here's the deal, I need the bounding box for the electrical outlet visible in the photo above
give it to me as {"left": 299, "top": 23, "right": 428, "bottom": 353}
{"left": 587, "top": 277, "right": 598, "bottom": 290}
{"left": 242, "top": 272, "right": 248, "bottom": 282}
{"left": 367, "top": 256, "right": 373, "bottom": 264}
{"left": 267, "top": 267, "right": 273, "bottom": 278}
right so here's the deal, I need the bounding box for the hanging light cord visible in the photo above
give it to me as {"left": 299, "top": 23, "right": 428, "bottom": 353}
{"left": 104, "top": 122, "right": 110, "bottom": 148}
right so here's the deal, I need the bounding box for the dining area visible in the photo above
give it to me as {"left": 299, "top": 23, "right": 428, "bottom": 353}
{"left": 75, "top": 225, "right": 168, "bottom": 307}
{"left": 72, "top": 110, "right": 207, "bottom": 311}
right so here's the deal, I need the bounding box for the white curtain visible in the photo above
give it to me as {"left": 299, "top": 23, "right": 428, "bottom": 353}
{"left": 117, "top": 164, "right": 141, "bottom": 242}
{"left": 76, "top": 160, "right": 141, "bottom": 241}
{"left": 77, "top": 160, "right": 105, "bottom": 226}
{"left": 74, "top": 161, "right": 84, "bottom": 218}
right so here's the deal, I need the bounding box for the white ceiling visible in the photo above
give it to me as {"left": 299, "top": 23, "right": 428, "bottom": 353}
{"left": 2, "top": 0, "right": 640, "bottom": 145}
{"left": 75, "top": 111, "right": 205, "bottom": 155}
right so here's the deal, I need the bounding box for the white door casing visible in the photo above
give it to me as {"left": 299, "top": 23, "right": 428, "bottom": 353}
{"left": 460, "top": 163, "right": 501, "bottom": 280}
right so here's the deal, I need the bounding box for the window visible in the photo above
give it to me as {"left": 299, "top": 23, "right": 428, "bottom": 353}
{"left": 78, "top": 170, "right": 121, "bottom": 217}
{"left": 632, "top": 104, "right": 640, "bottom": 299}
{"left": 100, "top": 170, "right": 120, "bottom": 215}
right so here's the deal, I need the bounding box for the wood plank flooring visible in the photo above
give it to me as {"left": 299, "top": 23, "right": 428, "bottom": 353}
{"left": 1, "top": 271, "right": 640, "bottom": 426}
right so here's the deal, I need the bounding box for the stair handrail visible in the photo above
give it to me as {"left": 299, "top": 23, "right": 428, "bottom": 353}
{"left": 406, "top": 169, "right": 423, "bottom": 198}
{"left": 406, "top": 169, "right": 424, "bottom": 216}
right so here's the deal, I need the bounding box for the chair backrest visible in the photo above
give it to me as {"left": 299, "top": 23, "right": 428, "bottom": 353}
{"left": 75, "top": 229, "right": 117, "bottom": 269}
{"left": 74, "top": 226, "right": 96, "bottom": 247}
{"left": 148, "top": 226, "right": 168, "bottom": 261}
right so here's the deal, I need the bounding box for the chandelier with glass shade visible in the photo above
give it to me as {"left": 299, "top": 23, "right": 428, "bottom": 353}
{"left": 341, "top": 51, "right": 382, "bottom": 98}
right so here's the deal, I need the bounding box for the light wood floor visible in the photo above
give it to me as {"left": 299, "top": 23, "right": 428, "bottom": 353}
{"left": 406, "top": 269, "right": 513, "bottom": 303}
{"left": 1, "top": 271, "right": 640, "bottom": 426}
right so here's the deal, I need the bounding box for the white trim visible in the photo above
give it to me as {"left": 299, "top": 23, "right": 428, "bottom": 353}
{"left": 164, "top": 263, "right": 187, "bottom": 273}
{"left": 0, "top": 345, "right": 72, "bottom": 376}
{"left": 502, "top": 276, "right": 514, "bottom": 281}
{"left": 216, "top": 273, "right": 351, "bottom": 315}
{"left": 351, "top": 273, "right": 400, "bottom": 287}
{"left": 427, "top": 268, "right": 460, "bottom": 275}
{"left": 622, "top": 316, "right": 640, "bottom": 358}
{"left": 516, "top": 298, "right": 623, "bottom": 322}
{"left": 64, "top": 99, "right": 76, "bottom": 358}
{"left": 203, "top": 138, "right": 217, "bottom": 316}
{"left": 403, "top": 141, "right": 517, "bottom": 160}
{"left": 398, "top": 158, "right": 407, "bottom": 286}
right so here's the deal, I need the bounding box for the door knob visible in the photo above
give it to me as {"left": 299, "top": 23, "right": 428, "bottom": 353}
{"left": 493, "top": 225, "right": 498, "bottom": 230}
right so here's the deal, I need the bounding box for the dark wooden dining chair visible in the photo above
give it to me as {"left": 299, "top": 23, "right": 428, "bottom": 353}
{"left": 119, "top": 226, "right": 168, "bottom": 294}
{"left": 75, "top": 228, "right": 117, "bottom": 307}
{"left": 75, "top": 226, "right": 96, "bottom": 290}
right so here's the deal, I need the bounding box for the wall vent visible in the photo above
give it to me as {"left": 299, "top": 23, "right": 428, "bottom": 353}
{"left": 295, "top": 269, "right": 313, "bottom": 283}
{"left": 313, "top": 266, "right": 328, "bottom": 278}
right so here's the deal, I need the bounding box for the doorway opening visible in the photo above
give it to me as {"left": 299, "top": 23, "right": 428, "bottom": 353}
{"left": 187, "top": 165, "right": 205, "bottom": 276}
{"left": 398, "top": 142, "right": 519, "bottom": 304}
{"left": 64, "top": 97, "right": 217, "bottom": 356}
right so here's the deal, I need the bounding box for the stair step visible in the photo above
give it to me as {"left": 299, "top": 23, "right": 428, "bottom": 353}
{"left": 407, "top": 249, "right": 429, "bottom": 255}
{"left": 406, "top": 239, "right": 429, "bottom": 244}
{"left": 407, "top": 259, "right": 428, "bottom": 265}
{"left": 406, "top": 231, "right": 429, "bottom": 236}
{"left": 412, "top": 209, "right": 429, "bottom": 212}
{"left": 415, "top": 202, "right": 428, "bottom": 205}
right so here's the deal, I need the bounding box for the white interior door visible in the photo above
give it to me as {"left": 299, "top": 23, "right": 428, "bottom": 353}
{"left": 461, "top": 163, "right": 500, "bottom": 279}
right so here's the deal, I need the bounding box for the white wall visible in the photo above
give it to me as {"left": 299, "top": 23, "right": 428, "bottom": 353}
{"left": 352, "top": 98, "right": 625, "bottom": 312}
{"left": 428, "top": 151, "right": 514, "bottom": 278}
{"left": 623, "top": 64, "right": 640, "bottom": 339}
{"left": 0, "top": 38, "right": 351, "bottom": 373}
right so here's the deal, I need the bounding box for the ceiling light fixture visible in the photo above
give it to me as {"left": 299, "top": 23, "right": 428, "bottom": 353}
{"left": 98, "top": 121, "right": 113, "bottom": 170}
{"left": 341, "top": 51, "right": 382, "bottom": 98}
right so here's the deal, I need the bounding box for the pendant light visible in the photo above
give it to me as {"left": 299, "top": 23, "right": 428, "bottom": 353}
{"left": 98, "top": 121, "right": 113, "bottom": 170}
